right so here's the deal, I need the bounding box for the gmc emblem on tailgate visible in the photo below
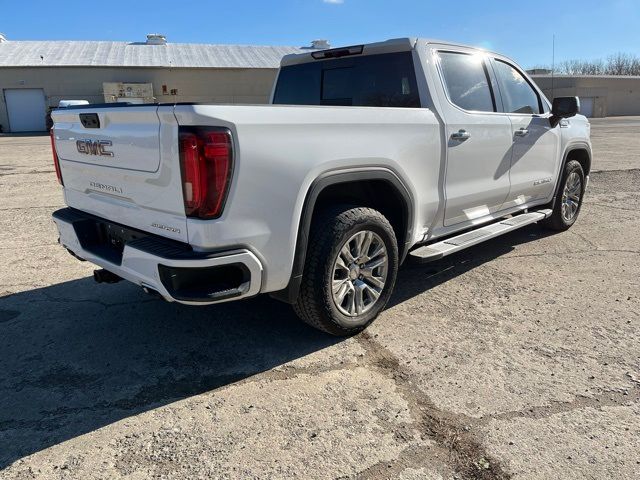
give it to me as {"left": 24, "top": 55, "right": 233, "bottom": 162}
{"left": 76, "top": 139, "right": 114, "bottom": 157}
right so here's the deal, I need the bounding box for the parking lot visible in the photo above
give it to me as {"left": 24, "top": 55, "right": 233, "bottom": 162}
{"left": 0, "top": 119, "right": 638, "bottom": 479}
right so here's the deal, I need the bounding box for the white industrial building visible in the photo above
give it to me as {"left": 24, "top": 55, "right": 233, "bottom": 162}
{"left": 0, "top": 34, "right": 318, "bottom": 132}
{"left": 530, "top": 74, "right": 640, "bottom": 118}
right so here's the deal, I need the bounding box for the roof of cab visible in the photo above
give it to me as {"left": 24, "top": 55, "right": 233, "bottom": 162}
{"left": 280, "top": 37, "right": 496, "bottom": 67}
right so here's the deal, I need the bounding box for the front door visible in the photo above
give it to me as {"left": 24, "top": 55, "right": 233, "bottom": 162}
{"left": 490, "top": 59, "right": 561, "bottom": 207}
{"left": 436, "top": 50, "right": 514, "bottom": 226}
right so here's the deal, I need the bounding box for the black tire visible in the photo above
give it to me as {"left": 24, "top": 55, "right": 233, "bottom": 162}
{"left": 542, "top": 159, "right": 585, "bottom": 231}
{"left": 293, "top": 206, "right": 399, "bottom": 336}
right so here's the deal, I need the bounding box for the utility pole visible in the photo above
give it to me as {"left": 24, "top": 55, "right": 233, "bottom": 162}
{"left": 551, "top": 34, "right": 555, "bottom": 99}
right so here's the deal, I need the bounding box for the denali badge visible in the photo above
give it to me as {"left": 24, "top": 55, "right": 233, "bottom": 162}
{"left": 151, "top": 223, "right": 181, "bottom": 234}
{"left": 533, "top": 177, "right": 552, "bottom": 186}
{"left": 89, "top": 181, "right": 123, "bottom": 194}
{"left": 76, "top": 139, "right": 114, "bottom": 157}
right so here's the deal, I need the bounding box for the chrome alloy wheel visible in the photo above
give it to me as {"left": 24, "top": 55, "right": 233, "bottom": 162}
{"left": 561, "top": 171, "right": 582, "bottom": 222}
{"left": 331, "top": 230, "right": 388, "bottom": 317}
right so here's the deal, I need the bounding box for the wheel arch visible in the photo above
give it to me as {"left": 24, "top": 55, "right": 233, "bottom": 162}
{"left": 551, "top": 142, "right": 592, "bottom": 206}
{"left": 565, "top": 143, "right": 591, "bottom": 176}
{"left": 270, "top": 167, "right": 414, "bottom": 304}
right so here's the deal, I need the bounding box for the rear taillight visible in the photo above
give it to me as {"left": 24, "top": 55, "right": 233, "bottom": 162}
{"left": 50, "top": 129, "right": 63, "bottom": 185}
{"left": 178, "top": 127, "right": 233, "bottom": 219}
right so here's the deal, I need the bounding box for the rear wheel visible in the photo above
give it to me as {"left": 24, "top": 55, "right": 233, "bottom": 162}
{"left": 543, "top": 159, "right": 585, "bottom": 231}
{"left": 293, "top": 206, "right": 399, "bottom": 336}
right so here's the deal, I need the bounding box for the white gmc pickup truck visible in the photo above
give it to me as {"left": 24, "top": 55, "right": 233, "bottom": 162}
{"left": 50, "top": 38, "right": 591, "bottom": 335}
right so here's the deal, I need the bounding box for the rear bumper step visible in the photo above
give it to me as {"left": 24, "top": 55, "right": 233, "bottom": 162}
{"left": 52, "top": 208, "right": 263, "bottom": 305}
{"left": 409, "top": 209, "right": 552, "bottom": 262}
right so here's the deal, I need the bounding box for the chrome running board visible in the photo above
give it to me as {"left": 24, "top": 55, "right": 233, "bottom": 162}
{"left": 409, "top": 209, "right": 552, "bottom": 262}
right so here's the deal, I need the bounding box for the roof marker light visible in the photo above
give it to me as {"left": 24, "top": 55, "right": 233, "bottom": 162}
{"left": 311, "top": 45, "right": 364, "bottom": 60}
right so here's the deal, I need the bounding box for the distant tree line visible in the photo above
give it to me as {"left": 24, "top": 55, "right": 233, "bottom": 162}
{"left": 532, "top": 52, "right": 640, "bottom": 76}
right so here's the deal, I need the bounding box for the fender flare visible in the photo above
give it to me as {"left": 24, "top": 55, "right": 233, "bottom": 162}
{"left": 550, "top": 141, "right": 592, "bottom": 208}
{"left": 270, "top": 167, "right": 414, "bottom": 304}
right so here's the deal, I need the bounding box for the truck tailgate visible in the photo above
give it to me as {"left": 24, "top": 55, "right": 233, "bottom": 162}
{"left": 51, "top": 105, "right": 188, "bottom": 242}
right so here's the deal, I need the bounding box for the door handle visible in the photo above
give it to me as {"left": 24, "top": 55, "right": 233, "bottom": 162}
{"left": 514, "top": 128, "right": 529, "bottom": 137}
{"left": 450, "top": 129, "right": 470, "bottom": 141}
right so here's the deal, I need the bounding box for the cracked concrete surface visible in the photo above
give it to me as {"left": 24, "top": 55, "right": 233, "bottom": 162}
{"left": 0, "top": 121, "right": 639, "bottom": 479}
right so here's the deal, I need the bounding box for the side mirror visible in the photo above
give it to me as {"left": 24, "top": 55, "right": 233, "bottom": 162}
{"left": 550, "top": 96, "right": 580, "bottom": 127}
{"left": 552, "top": 96, "right": 580, "bottom": 118}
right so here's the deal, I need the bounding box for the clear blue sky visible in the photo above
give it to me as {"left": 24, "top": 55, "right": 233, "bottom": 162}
{"left": 3, "top": 0, "right": 639, "bottom": 68}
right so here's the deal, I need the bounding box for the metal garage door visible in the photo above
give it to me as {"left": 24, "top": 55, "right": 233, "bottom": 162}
{"left": 4, "top": 89, "right": 47, "bottom": 132}
{"left": 580, "top": 97, "right": 594, "bottom": 118}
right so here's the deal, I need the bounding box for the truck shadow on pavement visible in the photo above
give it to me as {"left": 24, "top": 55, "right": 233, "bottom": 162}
{"left": 0, "top": 224, "right": 556, "bottom": 469}
{"left": 0, "top": 282, "right": 342, "bottom": 468}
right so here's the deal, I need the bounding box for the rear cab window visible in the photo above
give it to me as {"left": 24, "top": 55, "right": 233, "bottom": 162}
{"left": 273, "top": 52, "right": 421, "bottom": 108}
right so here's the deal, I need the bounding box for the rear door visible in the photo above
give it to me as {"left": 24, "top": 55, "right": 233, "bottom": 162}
{"left": 434, "top": 48, "right": 514, "bottom": 226}
{"left": 490, "top": 58, "right": 560, "bottom": 206}
{"left": 52, "top": 105, "right": 188, "bottom": 242}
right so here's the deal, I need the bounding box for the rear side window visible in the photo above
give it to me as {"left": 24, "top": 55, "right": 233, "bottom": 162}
{"left": 438, "top": 51, "right": 495, "bottom": 112}
{"left": 493, "top": 60, "right": 542, "bottom": 114}
{"left": 273, "top": 52, "right": 420, "bottom": 108}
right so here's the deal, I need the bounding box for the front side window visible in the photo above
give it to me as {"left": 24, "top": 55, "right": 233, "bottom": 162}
{"left": 493, "top": 60, "right": 541, "bottom": 114}
{"left": 273, "top": 52, "right": 420, "bottom": 108}
{"left": 438, "top": 51, "right": 495, "bottom": 112}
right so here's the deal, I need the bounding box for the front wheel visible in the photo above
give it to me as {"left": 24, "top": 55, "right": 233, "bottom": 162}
{"left": 542, "top": 159, "right": 585, "bottom": 231}
{"left": 293, "top": 206, "right": 399, "bottom": 336}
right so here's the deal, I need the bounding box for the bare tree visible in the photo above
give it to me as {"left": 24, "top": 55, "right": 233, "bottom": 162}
{"left": 534, "top": 53, "right": 640, "bottom": 76}
{"left": 606, "top": 53, "right": 633, "bottom": 75}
